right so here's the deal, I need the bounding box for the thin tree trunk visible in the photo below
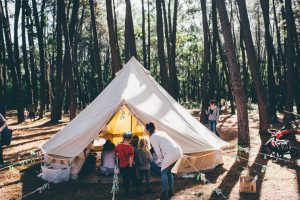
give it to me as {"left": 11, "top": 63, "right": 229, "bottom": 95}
{"left": 156, "top": 0, "right": 169, "bottom": 90}
{"left": 0, "top": 0, "right": 24, "bottom": 122}
{"left": 0, "top": 6, "right": 6, "bottom": 115}
{"left": 200, "top": 0, "right": 210, "bottom": 124}
{"left": 147, "top": 0, "right": 151, "bottom": 69}
{"left": 14, "top": 0, "right": 22, "bottom": 86}
{"left": 272, "top": 0, "right": 284, "bottom": 111}
{"left": 51, "top": 1, "right": 63, "bottom": 123}
{"left": 32, "top": 0, "right": 46, "bottom": 118}
{"left": 106, "top": 0, "right": 121, "bottom": 75}
{"left": 237, "top": 0, "right": 270, "bottom": 133}
{"left": 22, "top": 0, "right": 34, "bottom": 108}
{"left": 169, "top": 0, "right": 179, "bottom": 100}
{"left": 141, "top": 0, "right": 147, "bottom": 69}
{"left": 26, "top": 13, "right": 38, "bottom": 110}
{"left": 284, "top": 0, "right": 296, "bottom": 121}
{"left": 210, "top": 0, "right": 218, "bottom": 101}
{"left": 216, "top": 0, "right": 249, "bottom": 146}
{"left": 73, "top": 5, "right": 85, "bottom": 108}
{"left": 90, "top": 0, "right": 103, "bottom": 92}
{"left": 124, "top": 0, "right": 137, "bottom": 61}
{"left": 260, "top": 0, "right": 278, "bottom": 122}
{"left": 58, "top": 0, "right": 76, "bottom": 120}
{"left": 161, "top": 0, "right": 172, "bottom": 72}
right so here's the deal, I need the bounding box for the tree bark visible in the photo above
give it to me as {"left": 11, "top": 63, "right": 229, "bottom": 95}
{"left": 124, "top": 0, "right": 137, "bottom": 61}
{"left": 169, "top": 0, "right": 179, "bottom": 100}
{"left": 32, "top": 0, "right": 46, "bottom": 119}
{"left": 14, "top": 0, "right": 22, "bottom": 85}
{"left": 0, "top": 5, "right": 6, "bottom": 115}
{"left": 147, "top": 0, "right": 151, "bottom": 70}
{"left": 200, "top": 0, "right": 210, "bottom": 124}
{"left": 106, "top": 0, "right": 121, "bottom": 75}
{"left": 272, "top": 0, "right": 284, "bottom": 111}
{"left": 26, "top": 11, "right": 38, "bottom": 110}
{"left": 156, "top": 0, "right": 169, "bottom": 90}
{"left": 22, "top": 0, "right": 34, "bottom": 108}
{"left": 210, "top": 0, "right": 218, "bottom": 101}
{"left": 90, "top": 0, "right": 103, "bottom": 92}
{"left": 0, "top": 0, "right": 24, "bottom": 122}
{"left": 141, "top": 0, "right": 147, "bottom": 69}
{"left": 58, "top": 0, "right": 77, "bottom": 120}
{"left": 237, "top": 0, "right": 270, "bottom": 133}
{"left": 260, "top": 0, "right": 278, "bottom": 122}
{"left": 284, "top": 0, "right": 296, "bottom": 121}
{"left": 216, "top": 0, "right": 249, "bottom": 146}
{"left": 51, "top": 0, "right": 63, "bottom": 123}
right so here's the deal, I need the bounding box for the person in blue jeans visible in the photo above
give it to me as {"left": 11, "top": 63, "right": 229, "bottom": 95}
{"left": 206, "top": 100, "right": 220, "bottom": 137}
{"left": 146, "top": 122, "right": 183, "bottom": 199}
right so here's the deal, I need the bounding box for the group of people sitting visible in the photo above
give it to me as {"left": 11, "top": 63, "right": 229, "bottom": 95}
{"left": 98, "top": 122, "right": 183, "bottom": 199}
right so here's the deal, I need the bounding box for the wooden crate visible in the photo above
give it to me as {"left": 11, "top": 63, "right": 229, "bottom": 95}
{"left": 239, "top": 176, "right": 257, "bottom": 193}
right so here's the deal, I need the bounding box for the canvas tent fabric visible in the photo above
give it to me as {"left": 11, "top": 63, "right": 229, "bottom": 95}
{"left": 41, "top": 57, "right": 228, "bottom": 175}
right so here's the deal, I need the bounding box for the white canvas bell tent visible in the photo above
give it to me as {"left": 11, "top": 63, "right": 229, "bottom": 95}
{"left": 41, "top": 57, "right": 228, "bottom": 178}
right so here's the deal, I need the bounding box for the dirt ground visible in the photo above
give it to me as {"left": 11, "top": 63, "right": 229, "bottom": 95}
{"left": 0, "top": 110, "right": 299, "bottom": 200}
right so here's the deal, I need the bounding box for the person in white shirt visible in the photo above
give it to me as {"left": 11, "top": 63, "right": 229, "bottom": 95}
{"left": 146, "top": 122, "right": 183, "bottom": 199}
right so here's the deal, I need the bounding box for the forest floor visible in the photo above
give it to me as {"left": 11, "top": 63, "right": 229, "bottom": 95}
{"left": 0, "top": 110, "right": 299, "bottom": 200}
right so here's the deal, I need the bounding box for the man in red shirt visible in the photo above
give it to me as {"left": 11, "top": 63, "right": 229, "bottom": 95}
{"left": 115, "top": 131, "right": 139, "bottom": 197}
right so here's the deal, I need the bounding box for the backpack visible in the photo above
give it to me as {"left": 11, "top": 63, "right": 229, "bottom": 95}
{"left": 1, "top": 127, "right": 12, "bottom": 146}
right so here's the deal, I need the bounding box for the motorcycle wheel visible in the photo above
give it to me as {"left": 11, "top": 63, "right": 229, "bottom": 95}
{"left": 290, "top": 148, "right": 299, "bottom": 159}
{"left": 261, "top": 146, "right": 272, "bottom": 155}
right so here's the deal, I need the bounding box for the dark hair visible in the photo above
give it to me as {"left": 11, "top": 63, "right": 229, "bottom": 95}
{"left": 209, "top": 100, "right": 216, "bottom": 105}
{"left": 103, "top": 140, "right": 115, "bottom": 151}
{"left": 146, "top": 122, "right": 155, "bottom": 134}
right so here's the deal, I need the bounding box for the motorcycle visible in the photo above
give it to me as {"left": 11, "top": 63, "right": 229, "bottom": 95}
{"left": 261, "top": 135, "right": 298, "bottom": 159}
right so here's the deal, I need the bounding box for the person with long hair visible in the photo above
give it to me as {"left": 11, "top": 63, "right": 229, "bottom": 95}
{"left": 135, "top": 136, "right": 153, "bottom": 193}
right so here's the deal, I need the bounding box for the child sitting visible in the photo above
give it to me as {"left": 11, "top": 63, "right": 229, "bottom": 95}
{"left": 98, "top": 140, "right": 116, "bottom": 176}
{"left": 115, "top": 131, "right": 139, "bottom": 197}
{"left": 135, "top": 136, "right": 153, "bottom": 193}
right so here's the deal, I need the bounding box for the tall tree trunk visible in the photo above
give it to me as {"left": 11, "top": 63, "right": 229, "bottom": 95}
{"left": 0, "top": 6, "right": 6, "bottom": 115}
{"left": 156, "top": 0, "right": 169, "bottom": 90}
{"left": 90, "top": 0, "right": 103, "bottom": 92}
{"left": 14, "top": 0, "right": 22, "bottom": 86}
{"left": 200, "top": 0, "right": 210, "bottom": 124}
{"left": 216, "top": 0, "right": 249, "bottom": 146}
{"left": 0, "top": 0, "right": 24, "bottom": 122}
{"left": 22, "top": 0, "right": 34, "bottom": 108}
{"left": 69, "top": 0, "right": 79, "bottom": 45}
{"left": 272, "top": 0, "right": 284, "bottom": 111}
{"left": 51, "top": 1, "right": 63, "bottom": 123}
{"left": 161, "top": 0, "right": 172, "bottom": 72}
{"left": 147, "top": 0, "right": 151, "bottom": 70}
{"left": 141, "top": 0, "right": 147, "bottom": 69}
{"left": 240, "top": 28, "right": 248, "bottom": 97}
{"left": 237, "top": 0, "right": 270, "bottom": 133}
{"left": 260, "top": 0, "right": 278, "bottom": 122}
{"left": 32, "top": 0, "right": 46, "bottom": 118}
{"left": 73, "top": 5, "right": 85, "bottom": 108}
{"left": 124, "top": 0, "right": 137, "bottom": 61}
{"left": 169, "top": 0, "right": 179, "bottom": 100}
{"left": 284, "top": 0, "right": 296, "bottom": 121}
{"left": 26, "top": 13, "right": 38, "bottom": 110}
{"left": 113, "top": 0, "right": 121, "bottom": 66}
{"left": 106, "top": 0, "right": 121, "bottom": 75}
{"left": 210, "top": 0, "right": 218, "bottom": 101}
{"left": 58, "top": 0, "right": 76, "bottom": 120}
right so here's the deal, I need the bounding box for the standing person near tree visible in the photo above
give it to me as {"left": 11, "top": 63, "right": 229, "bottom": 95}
{"left": 146, "top": 122, "right": 183, "bottom": 199}
{"left": 0, "top": 113, "right": 7, "bottom": 167}
{"left": 206, "top": 100, "right": 220, "bottom": 137}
